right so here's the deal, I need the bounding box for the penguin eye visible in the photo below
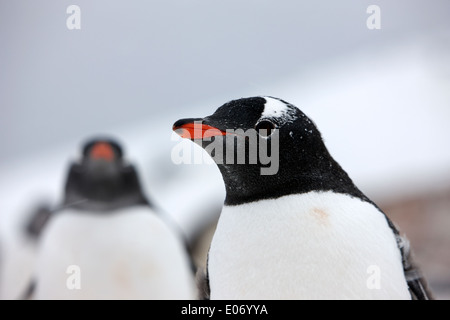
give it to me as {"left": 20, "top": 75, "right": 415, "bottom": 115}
{"left": 255, "top": 120, "right": 276, "bottom": 137}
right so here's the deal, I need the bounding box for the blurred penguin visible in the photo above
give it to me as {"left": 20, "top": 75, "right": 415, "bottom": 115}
{"left": 30, "top": 137, "right": 196, "bottom": 299}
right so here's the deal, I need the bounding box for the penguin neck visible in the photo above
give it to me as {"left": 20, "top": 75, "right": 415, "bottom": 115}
{"left": 63, "top": 164, "right": 150, "bottom": 212}
{"left": 218, "top": 149, "right": 370, "bottom": 206}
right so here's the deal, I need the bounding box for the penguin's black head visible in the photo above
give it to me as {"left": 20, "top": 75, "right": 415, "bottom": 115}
{"left": 81, "top": 139, "right": 124, "bottom": 181}
{"left": 173, "top": 96, "right": 367, "bottom": 206}
{"left": 83, "top": 139, "right": 123, "bottom": 161}
{"left": 64, "top": 137, "right": 149, "bottom": 210}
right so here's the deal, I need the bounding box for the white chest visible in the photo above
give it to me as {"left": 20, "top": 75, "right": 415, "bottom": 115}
{"left": 35, "top": 207, "right": 196, "bottom": 299}
{"left": 208, "top": 191, "right": 410, "bottom": 299}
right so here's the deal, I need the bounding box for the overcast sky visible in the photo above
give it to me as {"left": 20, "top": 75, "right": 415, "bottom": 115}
{"left": 1, "top": 0, "right": 449, "bottom": 163}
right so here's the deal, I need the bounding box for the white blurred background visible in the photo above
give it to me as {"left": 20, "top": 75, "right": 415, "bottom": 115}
{"left": 1, "top": 0, "right": 449, "bottom": 299}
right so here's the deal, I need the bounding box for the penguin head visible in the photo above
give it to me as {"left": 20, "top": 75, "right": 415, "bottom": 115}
{"left": 173, "top": 96, "right": 322, "bottom": 152}
{"left": 83, "top": 139, "right": 123, "bottom": 161}
{"left": 173, "top": 96, "right": 347, "bottom": 205}
{"left": 63, "top": 137, "right": 149, "bottom": 210}
{"left": 81, "top": 139, "right": 124, "bottom": 182}
{"left": 173, "top": 96, "right": 368, "bottom": 205}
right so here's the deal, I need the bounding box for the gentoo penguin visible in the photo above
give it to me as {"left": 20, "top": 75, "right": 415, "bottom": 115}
{"left": 173, "top": 96, "right": 432, "bottom": 300}
{"left": 33, "top": 138, "right": 196, "bottom": 299}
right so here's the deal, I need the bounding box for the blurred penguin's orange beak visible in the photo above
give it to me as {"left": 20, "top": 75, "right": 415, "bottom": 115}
{"left": 89, "top": 142, "right": 115, "bottom": 161}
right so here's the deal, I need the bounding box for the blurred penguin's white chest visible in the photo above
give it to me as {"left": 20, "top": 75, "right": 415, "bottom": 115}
{"left": 35, "top": 208, "right": 195, "bottom": 299}
{"left": 208, "top": 191, "right": 410, "bottom": 299}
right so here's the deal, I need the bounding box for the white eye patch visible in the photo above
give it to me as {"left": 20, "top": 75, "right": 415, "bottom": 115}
{"left": 260, "top": 96, "right": 298, "bottom": 126}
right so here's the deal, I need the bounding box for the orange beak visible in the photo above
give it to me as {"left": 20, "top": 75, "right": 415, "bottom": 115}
{"left": 173, "top": 119, "right": 227, "bottom": 140}
{"left": 89, "top": 142, "right": 115, "bottom": 161}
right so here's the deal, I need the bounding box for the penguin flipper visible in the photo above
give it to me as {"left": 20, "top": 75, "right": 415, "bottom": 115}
{"left": 396, "top": 234, "right": 433, "bottom": 300}
{"left": 198, "top": 250, "right": 211, "bottom": 300}
{"left": 196, "top": 267, "right": 210, "bottom": 300}
{"left": 25, "top": 205, "right": 54, "bottom": 240}
{"left": 19, "top": 279, "right": 36, "bottom": 300}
